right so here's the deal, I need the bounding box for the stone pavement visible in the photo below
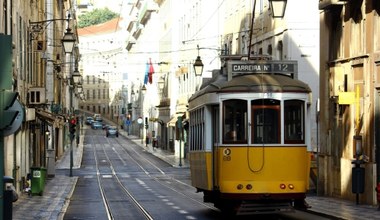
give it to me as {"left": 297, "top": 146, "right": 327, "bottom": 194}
{"left": 11, "top": 126, "right": 379, "bottom": 220}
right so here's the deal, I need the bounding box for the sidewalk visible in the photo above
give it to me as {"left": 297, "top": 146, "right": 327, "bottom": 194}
{"left": 12, "top": 130, "right": 84, "bottom": 220}
{"left": 124, "top": 132, "right": 189, "bottom": 168}
{"left": 11, "top": 126, "right": 379, "bottom": 220}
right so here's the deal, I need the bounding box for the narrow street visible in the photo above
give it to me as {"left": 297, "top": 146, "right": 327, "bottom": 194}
{"left": 63, "top": 125, "right": 342, "bottom": 220}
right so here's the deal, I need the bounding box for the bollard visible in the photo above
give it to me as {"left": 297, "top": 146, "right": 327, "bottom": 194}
{"left": 3, "top": 176, "right": 17, "bottom": 220}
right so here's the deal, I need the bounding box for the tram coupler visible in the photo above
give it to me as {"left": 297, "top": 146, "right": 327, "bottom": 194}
{"left": 376, "top": 182, "right": 380, "bottom": 210}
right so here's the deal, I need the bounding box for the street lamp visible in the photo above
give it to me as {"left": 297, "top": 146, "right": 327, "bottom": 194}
{"left": 193, "top": 45, "right": 204, "bottom": 76}
{"left": 268, "top": 0, "right": 287, "bottom": 18}
{"left": 248, "top": 0, "right": 287, "bottom": 59}
{"left": 157, "top": 76, "right": 165, "bottom": 96}
{"left": 61, "top": 23, "right": 77, "bottom": 177}
{"left": 141, "top": 84, "right": 147, "bottom": 95}
{"left": 71, "top": 68, "right": 81, "bottom": 85}
{"left": 61, "top": 27, "right": 76, "bottom": 54}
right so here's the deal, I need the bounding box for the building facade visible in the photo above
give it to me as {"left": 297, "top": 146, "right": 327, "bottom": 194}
{"left": 77, "top": 17, "right": 125, "bottom": 121}
{"left": 123, "top": 0, "right": 320, "bottom": 170}
{"left": 0, "top": 0, "right": 81, "bottom": 197}
{"left": 319, "top": 0, "right": 380, "bottom": 205}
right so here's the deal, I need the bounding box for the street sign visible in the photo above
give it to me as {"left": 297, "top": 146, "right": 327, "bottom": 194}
{"left": 137, "top": 117, "right": 143, "bottom": 124}
{"left": 227, "top": 60, "right": 298, "bottom": 78}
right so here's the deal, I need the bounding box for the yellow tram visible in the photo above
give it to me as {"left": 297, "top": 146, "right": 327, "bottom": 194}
{"left": 188, "top": 57, "right": 312, "bottom": 215}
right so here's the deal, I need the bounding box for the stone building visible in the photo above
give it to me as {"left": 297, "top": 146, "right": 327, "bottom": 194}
{"left": 319, "top": 0, "right": 380, "bottom": 204}
{"left": 0, "top": 0, "right": 80, "bottom": 195}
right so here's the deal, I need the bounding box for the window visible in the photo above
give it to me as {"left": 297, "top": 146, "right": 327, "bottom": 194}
{"left": 190, "top": 107, "right": 205, "bottom": 151}
{"left": 251, "top": 99, "right": 280, "bottom": 144}
{"left": 284, "top": 100, "right": 304, "bottom": 144}
{"left": 223, "top": 99, "right": 247, "bottom": 144}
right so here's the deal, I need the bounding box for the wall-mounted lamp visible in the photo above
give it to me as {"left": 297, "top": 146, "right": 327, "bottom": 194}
{"left": 61, "top": 27, "right": 76, "bottom": 54}
{"left": 71, "top": 68, "right": 81, "bottom": 86}
{"left": 76, "top": 84, "right": 83, "bottom": 94}
{"left": 141, "top": 85, "right": 147, "bottom": 95}
{"left": 193, "top": 45, "right": 204, "bottom": 76}
{"left": 61, "top": 14, "right": 76, "bottom": 54}
{"left": 131, "top": 89, "right": 135, "bottom": 100}
{"left": 268, "top": 0, "right": 287, "bottom": 18}
{"left": 157, "top": 76, "right": 165, "bottom": 91}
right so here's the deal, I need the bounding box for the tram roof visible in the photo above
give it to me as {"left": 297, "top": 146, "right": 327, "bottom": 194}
{"left": 189, "top": 73, "right": 311, "bottom": 102}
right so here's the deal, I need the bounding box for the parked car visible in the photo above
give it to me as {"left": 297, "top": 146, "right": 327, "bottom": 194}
{"left": 91, "top": 121, "right": 103, "bottom": 129}
{"left": 94, "top": 116, "right": 102, "bottom": 122}
{"left": 106, "top": 126, "right": 118, "bottom": 137}
{"left": 93, "top": 114, "right": 102, "bottom": 122}
{"left": 102, "top": 123, "right": 109, "bottom": 130}
{"left": 85, "top": 117, "right": 94, "bottom": 125}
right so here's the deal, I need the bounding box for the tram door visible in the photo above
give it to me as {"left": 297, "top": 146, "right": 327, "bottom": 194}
{"left": 212, "top": 105, "right": 220, "bottom": 188}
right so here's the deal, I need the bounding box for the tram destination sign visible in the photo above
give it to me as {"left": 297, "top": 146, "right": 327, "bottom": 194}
{"left": 228, "top": 60, "right": 298, "bottom": 79}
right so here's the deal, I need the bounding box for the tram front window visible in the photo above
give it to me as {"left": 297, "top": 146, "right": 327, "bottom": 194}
{"left": 252, "top": 99, "right": 280, "bottom": 144}
{"left": 223, "top": 99, "right": 247, "bottom": 143}
{"left": 284, "top": 100, "right": 305, "bottom": 144}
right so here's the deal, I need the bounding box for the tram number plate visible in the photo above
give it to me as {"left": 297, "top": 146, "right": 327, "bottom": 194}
{"left": 223, "top": 156, "right": 231, "bottom": 161}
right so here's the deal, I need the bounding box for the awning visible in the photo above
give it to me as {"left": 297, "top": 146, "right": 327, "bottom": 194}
{"left": 36, "top": 109, "right": 66, "bottom": 127}
{"left": 167, "top": 113, "right": 185, "bottom": 127}
{"left": 167, "top": 116, "right": 178, "bottom": 127}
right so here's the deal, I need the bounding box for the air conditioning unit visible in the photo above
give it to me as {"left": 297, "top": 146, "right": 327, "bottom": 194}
{"left": 28, "top": 87, "right": 46, "bottom": 105}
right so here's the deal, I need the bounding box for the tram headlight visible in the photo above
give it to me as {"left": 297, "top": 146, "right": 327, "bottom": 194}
{"left": 288, "top": 184, "right": 295, "bottom": 190}
{"left": 237, "top": 184, "right": 243, "bottom": 190}
{"left": 280, "top": 183, "right": 286, "bottom": 189}
{"left": 246, "top": 184, "right": 252, "bottom": 190}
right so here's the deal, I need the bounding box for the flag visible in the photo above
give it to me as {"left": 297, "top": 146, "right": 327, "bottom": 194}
{"left": 144, "top": 61, "right": 149, "bottom": 85}
{"left": 148, "top": 58, "right": 154, "bottom": 84}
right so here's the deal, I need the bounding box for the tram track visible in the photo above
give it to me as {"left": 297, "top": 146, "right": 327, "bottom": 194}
{"left": 110, "top": 135, "right": 219, "bottom": 212}
{"left": 92, "top": 135, "right": 154, "bottom": 220}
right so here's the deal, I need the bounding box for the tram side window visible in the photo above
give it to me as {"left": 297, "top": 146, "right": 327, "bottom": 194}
{"left": 251, "top": 99, "right": 280, "bottom": 144}
{"left": 284, "top": 100, "right": 304, "bottom": 144}
{"left": 223, "top": 99, "right": 247, "bottom": 144}
{"left": 189, "top": 107, "right": 205, "bottom": 151}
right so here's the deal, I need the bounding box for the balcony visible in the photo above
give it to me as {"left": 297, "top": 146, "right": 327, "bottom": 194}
{"left": 137, "top": 1, "right": 158, "bottom": 25}
{"left": 126, "top": 36, "right": 136, "bottom": 51}
{"left": 319, "top": 0, "right": 347, "bottom": 10}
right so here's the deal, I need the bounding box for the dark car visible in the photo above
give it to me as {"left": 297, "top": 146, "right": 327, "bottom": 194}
{"left": 91, "top": 121, "right": 102, "bottom": 129}
{"left": 85, "top": 117, "right": 94, "bottom": 125}
{"left": 102, "top": 124, "right": 109, "bottom": 130}
{"left": 106, "top": 126, "right": 118, "bottom": 137}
